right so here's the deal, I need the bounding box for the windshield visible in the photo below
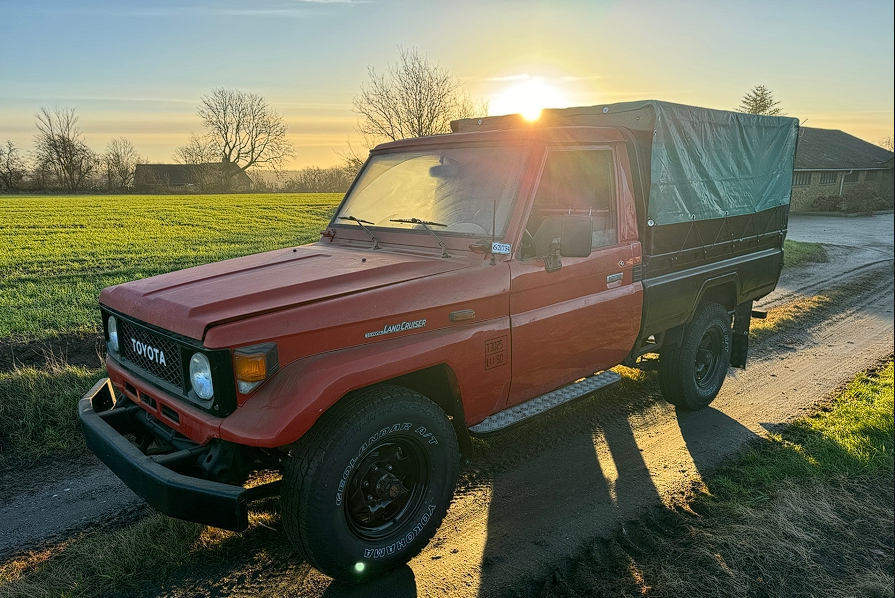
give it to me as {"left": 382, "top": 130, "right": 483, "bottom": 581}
{"left": 334, "top": 145, "right": 527, "bottom": 237}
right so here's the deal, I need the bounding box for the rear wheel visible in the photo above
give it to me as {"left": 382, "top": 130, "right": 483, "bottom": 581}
{"left": 658, "top": 302, "right": 732, "bottom": 410}
{"left": 281, "top": 385, "right": 459, "bottom": 581}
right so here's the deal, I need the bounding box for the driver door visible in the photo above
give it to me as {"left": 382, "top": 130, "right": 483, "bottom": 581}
{"left": 506, "top": 147, "right": 641, "bottom": 407}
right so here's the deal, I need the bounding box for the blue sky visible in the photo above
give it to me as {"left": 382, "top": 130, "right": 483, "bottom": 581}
{"left": 1, "top": 0, "right": 892, "bottom": 169}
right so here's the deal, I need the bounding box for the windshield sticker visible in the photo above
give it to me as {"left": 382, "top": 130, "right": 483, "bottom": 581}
{"left": 365, "top": 319, "right": 427, "bottom": 338}
{"left": 491, "top": 242, "right": 512, "bottom": 255}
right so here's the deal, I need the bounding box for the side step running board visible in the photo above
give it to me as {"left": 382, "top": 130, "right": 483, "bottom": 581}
{"left": 469, "top": 370, "right": 621, "bottom": 436}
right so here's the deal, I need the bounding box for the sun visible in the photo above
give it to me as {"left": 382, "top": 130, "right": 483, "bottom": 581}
{"left": 489, "top": 77, "right": 571, "bottom": 121}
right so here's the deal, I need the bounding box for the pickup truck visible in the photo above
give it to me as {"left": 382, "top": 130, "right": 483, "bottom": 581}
{"left": 79, "top": 100, "right": 799, "bottom": 581}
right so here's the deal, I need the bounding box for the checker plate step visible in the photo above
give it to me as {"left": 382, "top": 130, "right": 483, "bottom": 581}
{"left": 469, "top": 370, "right": 621, "bottom": 435}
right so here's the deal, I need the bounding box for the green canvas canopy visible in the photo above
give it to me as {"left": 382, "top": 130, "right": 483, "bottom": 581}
{"left": 453, "top": 100, "right": 799, "bottom": 226}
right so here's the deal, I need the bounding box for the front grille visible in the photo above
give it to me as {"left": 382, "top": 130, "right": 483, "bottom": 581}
{"left": 119, "top": 319, "right": 183, "bottom": 389}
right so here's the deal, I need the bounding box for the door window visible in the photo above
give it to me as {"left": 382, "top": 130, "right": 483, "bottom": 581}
{"left": 523, "top": 149, "right": 617, "bottom": 257}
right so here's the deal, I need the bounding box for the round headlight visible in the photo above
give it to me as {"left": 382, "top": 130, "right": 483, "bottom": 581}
{"left": 189, "top": 353, "right": 214, "bottom": 400}
{"left": 107, "top": 316, "right": 119, "bottom": 353}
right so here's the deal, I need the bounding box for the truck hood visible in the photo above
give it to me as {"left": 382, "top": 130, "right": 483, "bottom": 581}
{"left": 100, "top": 244, "right": 471, "bottom": 340}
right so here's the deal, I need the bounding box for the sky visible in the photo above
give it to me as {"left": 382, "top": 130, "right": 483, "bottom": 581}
{"left": 1, "top": 0, "right": 893, "bottom": 170}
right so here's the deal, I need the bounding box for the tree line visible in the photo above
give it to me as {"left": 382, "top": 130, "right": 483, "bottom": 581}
{"left": 0, "top": 48, "right": 483, "bottom": 194}
{"left": 4, "top": 50, "right": 870, "bottom": 195}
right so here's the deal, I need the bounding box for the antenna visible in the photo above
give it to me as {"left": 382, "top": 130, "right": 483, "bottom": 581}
{"left": 490, "top": 198, "right": 497, "bottom": 266}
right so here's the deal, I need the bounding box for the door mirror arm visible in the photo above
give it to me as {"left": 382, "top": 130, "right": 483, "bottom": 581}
{"left": 544, "top": 239, "right": 562, "bottom": 272}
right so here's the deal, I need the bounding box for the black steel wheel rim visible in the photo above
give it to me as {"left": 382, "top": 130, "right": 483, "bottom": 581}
{"left": 694, "top": 326, "right": 724, "bottom": 389}
{"left": 344, "top": 437, "right": 429, "bottom": 541}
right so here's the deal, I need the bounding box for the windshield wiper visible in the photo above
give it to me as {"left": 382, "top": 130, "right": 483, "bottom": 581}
{"left": 337, "top": 215, "right": 381, "bottom": 250}
{"left": 390, "top": 218, "right": 451, "bottom": 258}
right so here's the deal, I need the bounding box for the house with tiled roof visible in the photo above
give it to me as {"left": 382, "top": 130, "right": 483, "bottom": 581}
{"left": 791, "top": 127, "right": 893, "bottom": 211}
{"left": 134, "top": 161, "right": 253, "bottom": 192}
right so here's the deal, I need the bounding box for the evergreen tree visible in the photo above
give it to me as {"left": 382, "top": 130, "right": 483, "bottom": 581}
{"left": 738, "top": 85, "right": 784, "bottom": 116}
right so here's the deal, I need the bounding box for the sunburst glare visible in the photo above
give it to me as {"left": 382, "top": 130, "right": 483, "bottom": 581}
{"left": 489, "top": 77, "right": 571, "bottom": 121}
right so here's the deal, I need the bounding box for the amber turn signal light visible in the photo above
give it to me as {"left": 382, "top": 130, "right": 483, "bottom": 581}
{"left": 234, "top": 353, "right": 268, "bottom": 382}
{"left": 233, "top": 343, "right": 279, "bottom": 392}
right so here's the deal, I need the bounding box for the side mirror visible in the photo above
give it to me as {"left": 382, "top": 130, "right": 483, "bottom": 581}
{"left": 544, "top": 215, "right": 592, "bottom": 272}
{"left": 559, "top": 216, "right": 593, "bottom": 258}
{"left": 429, "top": 162, "right": 460, "bottom": 178}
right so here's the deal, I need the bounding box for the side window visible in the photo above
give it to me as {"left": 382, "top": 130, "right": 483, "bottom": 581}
{"left": 524, "top": 149, "right": 617, "bottom": 256}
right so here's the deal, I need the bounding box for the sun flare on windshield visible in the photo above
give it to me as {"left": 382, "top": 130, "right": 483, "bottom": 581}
{"left": 489, "top": 77, "right": 570, "bottom": 121}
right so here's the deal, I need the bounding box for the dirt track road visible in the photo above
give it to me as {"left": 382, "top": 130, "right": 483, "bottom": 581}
{"left": 1, "top": 213, "right": 892, "bottom": 598}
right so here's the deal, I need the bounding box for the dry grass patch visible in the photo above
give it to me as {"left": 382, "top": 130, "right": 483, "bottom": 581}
{"left": 749, "top": 294, "right": 832, "bottom": 344}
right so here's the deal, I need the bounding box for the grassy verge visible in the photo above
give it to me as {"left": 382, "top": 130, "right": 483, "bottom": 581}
{"left": 783, "top": 238, "right": 827, "bottom": 269}
{"left": 0, "top": 362, "right": 104, "bottom": 471}
{"left": 540, "top": 361, "right": 894, "bottom": 598}
{"left": 0, "top": 503, "right": 291, "bottom": 598}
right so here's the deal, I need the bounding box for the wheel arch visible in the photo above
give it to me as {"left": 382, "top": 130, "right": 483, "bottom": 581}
{"left": 218, "top": 328, "right": 485, "bottom": 459}
{"left": 696, "top": 277, "right": 738, "bottom": 313}
{"left": 385, "top": 364, "right": 472, "bottom": 463}
{"left": 648, "top": 277, "right": 737, "bottom": 357}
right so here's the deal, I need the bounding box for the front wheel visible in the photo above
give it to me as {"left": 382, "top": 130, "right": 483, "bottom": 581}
{"left": 658, "top": 301, "right": 732, "bottom": 410}
{"left": 281, "top": 385, "right": 459, "bottom": 581}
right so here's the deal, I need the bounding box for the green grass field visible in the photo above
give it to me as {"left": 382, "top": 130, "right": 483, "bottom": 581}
{"left": 0, "top": 193, "right": 822, "bottom": 342}
{"left": 0, "top": 194, "right": 342, "bottom": 341}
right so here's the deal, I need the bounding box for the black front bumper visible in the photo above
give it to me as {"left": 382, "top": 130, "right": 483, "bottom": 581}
{"left": 78, "top": 378, "right": 259, "bottom": 531}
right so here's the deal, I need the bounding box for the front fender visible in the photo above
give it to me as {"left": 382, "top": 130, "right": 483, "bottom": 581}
{"left": 218, "top": 319, "right": 510, "bottom": 448}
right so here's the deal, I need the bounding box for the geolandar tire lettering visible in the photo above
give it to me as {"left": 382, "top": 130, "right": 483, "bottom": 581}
{"left": 281, "top": 385, "right": 459, "bottom": 582}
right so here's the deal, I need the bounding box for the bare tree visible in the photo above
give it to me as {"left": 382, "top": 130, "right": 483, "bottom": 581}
{"left": 337, "top": 139, "right": 368, "bottom": 182}
{"left": 284, "top": 166, "right": 355, "bottom": 193}
{"left": 738, "top": 85, "right": 785, "bottom": 116}
{"left": 173, "top": 133, "right": 219, "bottom": 165}
{"left": 352, "top": 47, "right": 486, "bottom": 143}
{"left": 877, "top": 136, "right": 894, "bottom": 152}
{"left": 196, "top": 88, "right": 294, "bottom": 173}
{"left": 0, "top": 140, "right": 27, "bottom": 192}
{"left": 34, "top": 106, "right": 98, "bottom": 191}
{"left": 102, "top": 137, "right": 144, "bottom": 190}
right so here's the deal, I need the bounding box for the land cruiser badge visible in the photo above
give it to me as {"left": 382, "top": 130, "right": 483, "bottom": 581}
{"left": 364, "top": 319, "right": 427, "bottom": 338}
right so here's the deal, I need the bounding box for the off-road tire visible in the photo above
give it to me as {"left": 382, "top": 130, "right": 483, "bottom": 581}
{"left": 281, "top": 385, "right": 459, "bottom": 581}
{"left": 658, "top": 301, "right": 732, "bottom": 410}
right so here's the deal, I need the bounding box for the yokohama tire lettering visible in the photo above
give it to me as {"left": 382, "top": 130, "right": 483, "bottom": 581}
{"left": 363, "top": 504, "right": 436, "bottom": 559}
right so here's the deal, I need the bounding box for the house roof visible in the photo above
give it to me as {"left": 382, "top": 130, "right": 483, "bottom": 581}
{"left": 795, "top": 127, "right": 893, "bottom": 170}
{"left": 135, "top": 162, "right": 252, "bottom": 186}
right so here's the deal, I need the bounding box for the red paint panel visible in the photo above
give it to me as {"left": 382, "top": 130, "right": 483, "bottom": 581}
{"left": 219, "top": 321, "right": 512, "bottom": 447}
{"left": 105, "top": 358, "right": 223, "bottom": 445}
{"left": 507, "top": 243, "right": 642, "bottom": 406}
{"left": 100, "top": 245, "right": 470, "bottom": 340}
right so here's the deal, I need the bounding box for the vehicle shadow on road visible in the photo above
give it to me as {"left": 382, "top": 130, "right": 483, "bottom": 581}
{"left": 674, "top": 405, "right": 761, "bottom": 480}
{"left": 475, "top": 409, "right": 664, "bottom": 597}
{"left": 474, "top": 398, "right": 762, "bottom": 597}
{"left": 321, "top": 564, "right": 417, "bottom": 598}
